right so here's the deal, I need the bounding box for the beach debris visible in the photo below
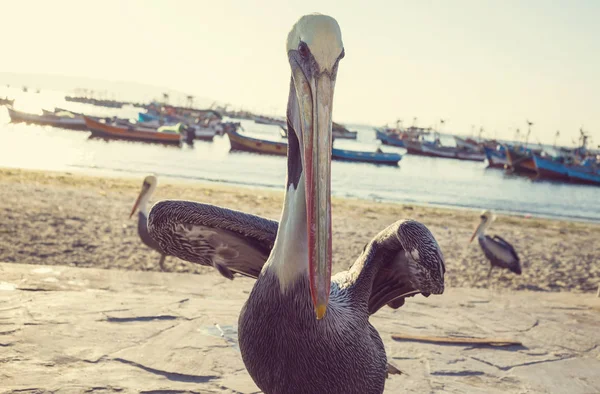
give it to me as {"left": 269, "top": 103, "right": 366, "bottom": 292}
{"left": 391, "top": 333, "right": 522, "bottom": 347}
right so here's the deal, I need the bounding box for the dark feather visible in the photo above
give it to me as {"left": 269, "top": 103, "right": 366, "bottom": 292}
{"left": 148, "top": 200, "right": 277, "bottom": 279}
{"left": 478, "top": 235, "right": 522, "bottom": 275}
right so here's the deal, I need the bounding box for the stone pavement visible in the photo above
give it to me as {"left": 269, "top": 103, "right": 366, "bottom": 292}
{"left": 1, "top": 262, "right": 599, "bottom": 393}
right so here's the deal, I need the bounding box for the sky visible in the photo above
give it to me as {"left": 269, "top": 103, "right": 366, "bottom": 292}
{"left": 2, "top": 0, "right": 599, "bottom": 146}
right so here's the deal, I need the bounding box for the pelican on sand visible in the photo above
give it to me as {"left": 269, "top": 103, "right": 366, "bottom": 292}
{"left": 469, "top": 210, "right": 521, "bottom": 279}
{"left": 130, "top": 175, "right": 168, "bottom": 270}
{"left": 148, "top": 14, "right": 445, "bottom": 393}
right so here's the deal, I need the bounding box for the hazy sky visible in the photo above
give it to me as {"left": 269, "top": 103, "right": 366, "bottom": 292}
{"left": 3, "top": 0, "right": 599, "bottom": 145}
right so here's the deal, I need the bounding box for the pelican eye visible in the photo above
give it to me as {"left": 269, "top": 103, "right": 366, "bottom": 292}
{"left": 298, "top": 41, "right": 309, "bottom": 59}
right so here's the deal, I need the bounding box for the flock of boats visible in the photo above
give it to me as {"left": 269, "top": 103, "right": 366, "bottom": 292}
{"left": 375, "top": 125, "right": 600, "bottom": 185}
{"left": 2, "top": 96, "right": 599, "bottom": 184}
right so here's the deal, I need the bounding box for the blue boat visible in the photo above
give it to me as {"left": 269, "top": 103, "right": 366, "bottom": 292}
{"left": 484, "top": 146, "right": 508, "bottom": 168}
{"left": 566, "top": 160, "right": 600, "bottom": 186}
{"left": 138, "top": 112, "right": 160, "bottom": 122}
{"left": 532, "top": 154, "right": 569, "bottom": 180}
{"left": 375, "top": 128, "right": 405, "bottom": 147}
{"left": 332, "top": 147, "right": 401, "bottom": 166}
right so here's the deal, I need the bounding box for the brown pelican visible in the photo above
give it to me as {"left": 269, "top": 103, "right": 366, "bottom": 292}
{"left": 469, "top": 210, "right": 521, "bottom": 279}
{"left": 147, "top": 14, "right": 445, "bottom": 393}
{"left": 130, "top": 175, "right": 168, "bottom": 270}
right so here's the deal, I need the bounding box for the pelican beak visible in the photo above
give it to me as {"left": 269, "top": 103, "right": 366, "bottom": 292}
{"left": 129, "top": 184, "right": 148, "bottom": 219}
{"left": 297, "top": 72, "right": 335, "bottom": 320}
{"left": 469, "top": 217, "right": 486, "bottom": 243}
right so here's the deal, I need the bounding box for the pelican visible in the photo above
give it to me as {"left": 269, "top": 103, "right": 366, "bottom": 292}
{"left": 130, "top": 175, "right": 168, "bottom": 270}
{"left": 148, "top": 14, "right": 445, "bottom": 393}
{"left": 469, "top": 210, "right": 521, "bottom": 279}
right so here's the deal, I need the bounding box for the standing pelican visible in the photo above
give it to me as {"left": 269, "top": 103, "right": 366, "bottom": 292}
{"left": 148, "top": 14, "right": 445, "bottom": 393}
{"left": 469, "top": 210, "right": 522, "bottom": 279}
{"left": 130, "top": 175, "right": 168, "bottom": 270}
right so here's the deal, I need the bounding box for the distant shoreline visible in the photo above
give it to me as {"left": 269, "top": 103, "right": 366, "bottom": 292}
{"left": 6, "top": 162, "right": 599, "bottom": 225}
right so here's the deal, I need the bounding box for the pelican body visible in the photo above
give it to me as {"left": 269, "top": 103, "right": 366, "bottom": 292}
{"left": 130, "top": 175, "right": 168, "bottom": 270}
{"left": 148, "top": 14, "right": 445, "bottom": 393}
{"left": 470, "top": 210, "right": 521, "bottom": 278}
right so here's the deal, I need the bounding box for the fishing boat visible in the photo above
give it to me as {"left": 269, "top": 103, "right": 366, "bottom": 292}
{"left": 84, "top": 117, "right": 182, "bottom": 145}
{"left": 405, "top": 139, "right": 485, "bottom": 162}
{"left": 226, "top": 127, "right": 288, "bottom": 156}
{"left": 504, "top": 145, "right": 537, "bottom": 173}
{"left": 532, "top": 154, "right": 570, "bottom": 181}
{"left": 7, "top": 107, "right": 88, "bottom": 130}
{"left": 375, "top": 128, "right": 405, "bottom": 147}
{"left": 566, "top": 160, "right": 600, "bottom": 186}
{"left": 158, "top": 122, "right": 216, "bottom": 141}
{"left": 484, "top": 145, "right": 508, "bottom": 168}
{"left": 332, "top": 122, "right": 358, "bottom": 139}
{"left": 331, "top": 147, "right": 401, "bottom": 165}
{"left": 226, "top": 128, "right": 400, "bottom": 165}
{"left": 454, "top": 136, "right": 482, "bottom": 151}
{"left": 0, "top": 98, "right": 14, "bottom": 106}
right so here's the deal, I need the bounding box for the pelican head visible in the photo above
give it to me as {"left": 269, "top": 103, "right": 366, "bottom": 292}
{"left": 469, "top": 209, "right": 496, "bottom": 243}
{"left": 129, "top": 175, "right": 158, "bottom": 218}
{"left": 285, "top": 14, "right": 344, "bottom": 320}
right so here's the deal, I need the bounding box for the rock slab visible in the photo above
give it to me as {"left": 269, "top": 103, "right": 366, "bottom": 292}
{"left": 1, "top": 262, "right": 599, "bottom": 393}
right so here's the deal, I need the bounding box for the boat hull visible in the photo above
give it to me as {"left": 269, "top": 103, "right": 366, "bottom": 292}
{"left": 375, "top": 129, "right": 406, "bottom": 147}
{"left": 84, "top": 117, "right": 182, "bottom": 145}
{"left": 331, "top": 148, "right": 401, "bottom": 165}
{"left": 533, "top": 155, "right": 569, "bottom": 180}
{"left": 226, "top": 129, "right": 287, "bottom": 156}
{"left": 505, "top": 147, "right": 537, "bottom": 173}
{"left": 8, "top": 107, "right": 88, "bottom": 130}
{"left": 566, "top": 166, "right": 600, "bottom": 185}
{"left": 484, "top": 146, "right": 508, "bottom": 168}
{"left": 405, "top": 140, "right": 485, "bottom": 162}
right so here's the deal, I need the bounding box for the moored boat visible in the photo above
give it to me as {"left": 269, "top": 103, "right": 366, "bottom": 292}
{"left": 566, "top": 161, "right": 600, "bottom": 186}
{"left": 532, "top": 154, "right": 569, "bottom": 181}
{"left": 405, "top": 139, "right": 485, "bottom": 162}
{"left": 158, "top": 122, "right": 216, "bottom": 141}
{"left": 484, "top": 146, "right": 508, "bottom": 168}
{"left": 0, "top": 98, "right": 14, "bottom": 106}
{"left": 7, "top": 107, "right": 88, "bottom": 130}
{"left": 505, "top": 146, "right": 537, "bottom": 173}
{"left": 84, "top": 117, "right": 182, "bottom": 145}
{"left": 331, "top": 147, "right": 401, "bottom": 165}
{"left": 226, "top": 127, "right": 288, "bottom": 156}
{"left": 375, "top": 128, "right": 405, "bottom": 147}
{"left": 454, "top": 136, "right": 481, "bottom": 151}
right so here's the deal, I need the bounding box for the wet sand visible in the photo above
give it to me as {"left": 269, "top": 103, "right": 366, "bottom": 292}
{"left": 1, "top": 167, "right": 598, "bottom": 292}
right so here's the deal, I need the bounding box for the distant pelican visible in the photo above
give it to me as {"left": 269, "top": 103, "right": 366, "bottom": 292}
{"left": 469, "top": 210, "right": 522, "bottom": 279}
{"left": 130, "top": 175, "right": 168, "bottom": 270}
{"left": 147, "top": 14, "right": 445, "bottom": 393}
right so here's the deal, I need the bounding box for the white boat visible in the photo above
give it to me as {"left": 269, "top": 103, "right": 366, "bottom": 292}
{"left": 8, "top": 107, "right": 87, "bottom": 130}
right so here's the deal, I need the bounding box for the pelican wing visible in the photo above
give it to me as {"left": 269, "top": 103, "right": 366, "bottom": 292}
{"left": 148, "top": 200, "right": 278, "bottom": 279}
{"left": 334, "top": 220, "right": 445, "bottom": 315}
{"left": 490, "top": 235, "right": 520, "bottom": 263}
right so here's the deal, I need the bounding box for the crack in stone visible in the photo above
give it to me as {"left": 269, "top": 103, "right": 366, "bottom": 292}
{"left": 112, "top": 357, "right": 219, "bottom": 383}
{"left": 471, "top": 354, "right": 576, "bottom": 371}
{"left": 83, "top": 386, "right": 124, "bottom": 393}
{"left": 430, "top": 370, "right": 485, "bottom": 376}
{"left": 102, "top": 315, "right": 180, "bottom": 323}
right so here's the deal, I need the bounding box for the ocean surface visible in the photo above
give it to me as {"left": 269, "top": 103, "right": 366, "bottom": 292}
{"left": 1, "top": 90, "right": 599, "bottom": 223}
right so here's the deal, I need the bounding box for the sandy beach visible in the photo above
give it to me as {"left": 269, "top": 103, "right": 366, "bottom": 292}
{"left": 0, "top": 167, "right": 598, "bottom": 293}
